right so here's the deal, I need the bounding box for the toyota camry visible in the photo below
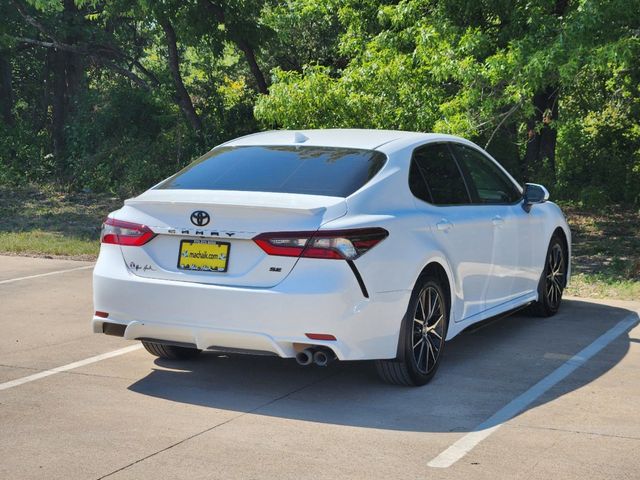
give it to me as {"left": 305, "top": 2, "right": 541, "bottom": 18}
{"left": 93, "top": 129, "right": 571, "bottom": 386}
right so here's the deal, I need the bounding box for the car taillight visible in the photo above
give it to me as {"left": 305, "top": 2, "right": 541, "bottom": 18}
{"left": 100, "top": 217, "right": 156, "bottom": 246}
{"left": 253, "top": 228, "right": 388, "bottom": 260}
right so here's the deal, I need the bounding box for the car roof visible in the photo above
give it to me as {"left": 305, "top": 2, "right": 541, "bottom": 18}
{"left": 221, "top": 129, "right": 467, "bottom": 152}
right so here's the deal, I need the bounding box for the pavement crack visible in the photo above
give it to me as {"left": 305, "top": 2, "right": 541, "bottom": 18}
{"left": 0, "top": 363, "right": 40, "bottom": 371}
{"left": 95, "top": 370, "right": 339, "bottom": 479}
{"left": 62, "top": 370, "right": 136, "bottom": 381}
{"left": 512, "top": 423, "right": 640, "bottom": 441}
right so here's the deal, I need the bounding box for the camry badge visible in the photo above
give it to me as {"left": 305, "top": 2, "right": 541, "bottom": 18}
{"left": 190, "top": 210, "right": 210, "bottom": 227}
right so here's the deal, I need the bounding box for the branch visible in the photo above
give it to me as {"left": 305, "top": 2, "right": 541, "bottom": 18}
{"left": 16, "top": 36, "right": 84, "bottom": 54}
{"left": 11, "top": 0, "right": 55, "bottom": 40}
{"left": 128, "top": 59, "right": 160, "bottom": 86}
{"left": 17, "top": 37, "right": 154, "bottom": 90}
{"left": 199, "top": 0, "right": 268, "bottom": 93}
{"left": 89, "top": 43, "right": 160, "bottom": 86}
{"left": 92, "top": 58, "right": 154, "bottom": 90}
{"left": 485, "top": 101, "right": 524, "bottom": 150}
{"left": 11, "top": 1, "right": 160, "bottom": 88}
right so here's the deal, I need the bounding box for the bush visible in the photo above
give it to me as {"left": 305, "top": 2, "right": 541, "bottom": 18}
{"left": 555, "top": 63, "right": 640, "bottom": 205}
{"left": 578, "top": 186, "right": 611, "bottom": 210}
{"left": 64, "top": 86, "right": 207, "bottom": 196}
{"left": 0, "top": 122, "right": 51, "bottom": 185}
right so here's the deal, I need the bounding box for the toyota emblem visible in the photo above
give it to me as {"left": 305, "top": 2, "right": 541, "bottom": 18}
{"left": 190, "top": 210, "right": 210, "bottom": 227}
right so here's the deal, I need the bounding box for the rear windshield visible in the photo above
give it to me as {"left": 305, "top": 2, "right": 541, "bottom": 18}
{"left": 156, "top": 145, "right": 387, "bottom": 197}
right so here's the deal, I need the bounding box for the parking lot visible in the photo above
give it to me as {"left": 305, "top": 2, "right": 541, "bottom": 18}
{"left": 1, "top": 255, "right": 639, "bottom": 479}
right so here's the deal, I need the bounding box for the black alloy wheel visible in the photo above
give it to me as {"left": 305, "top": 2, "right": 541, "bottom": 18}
{"left": 376, "top": 276, "right": 448, "bottom": 386}
{"left": 532, "top": 234, "right": 567, "bottom": 317}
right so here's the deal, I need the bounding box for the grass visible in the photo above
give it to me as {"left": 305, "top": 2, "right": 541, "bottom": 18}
{"left": 566, "top": 273, "right": 640, "bottom": 300}
{"left": 0, "top": 185, "right": 638, "bottom": 300}
{"left": 0, "top": 230, "right": 100, "bottom": 257}
{"left": 0, "top": 185, "right": 123, "bottom": 260}
{"left": 560, "top": 202, "right": 640, "bottom": 301}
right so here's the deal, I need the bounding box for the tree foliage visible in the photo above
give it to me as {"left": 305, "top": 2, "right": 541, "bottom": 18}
{"left": 1, "top": 0, "right": 639, "bottom": 203}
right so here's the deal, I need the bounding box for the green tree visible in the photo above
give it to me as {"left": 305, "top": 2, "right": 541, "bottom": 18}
{"left": 256, "top": 0, "right": 640, "bottom": 200}
{"left": 0, "top": 0, "right": 638, "bottom": 205}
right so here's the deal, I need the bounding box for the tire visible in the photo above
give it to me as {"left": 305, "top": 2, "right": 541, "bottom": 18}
{"left": 531, "top": 234, "right": 567, "bottom": 317}
{"left": 141, "top": 340, "right": 202, "bottom": 360}
{"left": 376, "top": 276, "right": 449, "bottom": 386}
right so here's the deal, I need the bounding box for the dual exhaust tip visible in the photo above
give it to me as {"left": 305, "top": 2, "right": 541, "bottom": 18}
{"left": 295, "top": 347, "right": 336, "bottom": 367}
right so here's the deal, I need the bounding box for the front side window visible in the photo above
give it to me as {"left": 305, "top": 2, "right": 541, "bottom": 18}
{"left": 157, "top": 146, "right": 387, "bottom": 198}
{"left": 409, "top": 143, "right": 471, "bottom": 205}
{"left": 451, "top": 144, "right": 521, "bottom": 204}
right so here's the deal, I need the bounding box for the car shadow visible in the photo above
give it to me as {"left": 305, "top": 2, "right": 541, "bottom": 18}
{"left": 127, "top": 299, "right": 638, "bottom": 433}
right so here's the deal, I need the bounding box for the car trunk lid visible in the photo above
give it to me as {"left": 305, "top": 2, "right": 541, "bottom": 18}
{"left": 114, "top": 189, "right": 347, "bottom": 288}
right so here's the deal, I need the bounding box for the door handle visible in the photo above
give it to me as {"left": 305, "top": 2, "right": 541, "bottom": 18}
{"left": 492, "top": 215, "right": 505, "bottom": 227}
{"left": 436, "top": 219, "right": 453, "bottom": 232}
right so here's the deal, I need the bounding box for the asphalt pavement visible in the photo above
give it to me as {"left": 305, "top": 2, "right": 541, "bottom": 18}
{"left": 1, "top": 255, "right": 639, "bottom": 479}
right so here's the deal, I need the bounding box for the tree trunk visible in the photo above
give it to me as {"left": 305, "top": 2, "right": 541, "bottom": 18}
{"left": 157, "top": 16, "right": 203, "bottom": 136}
{"left": 524, "top": 86, "right": 559, "bottom": 181}
{"left": 199, "top": 0, "right": 268, "bottom": 94}
{"left": 51, "top": 48, "right": 67, "bottom": 158}
{"left": 0, "top": 51, "right": 14, "bottom": 126}
{"left": 522, "top": 0, "right": 568, "bottom": 183}
{"left": 554, "top": 0, "right": 569, "bottom": 16}
{"left": 62, "top": 0, "right": 85, "bottom": 102}
{"left": 235, "top": 39, "right": 268, "bottom": 94}
{"left": 48, "top": 0, "right": 86, "bottom": 170}
{"left": 34, "top": 50, "right": 52, "bottom": 132}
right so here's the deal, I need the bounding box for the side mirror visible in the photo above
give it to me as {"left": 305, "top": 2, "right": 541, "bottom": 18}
{"left": 522, "top": 183, "right": 549, "bottom": 213}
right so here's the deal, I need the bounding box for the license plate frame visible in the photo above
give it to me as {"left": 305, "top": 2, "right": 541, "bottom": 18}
{"left": 177, "top": 239, "right": 230, "bottom": 273}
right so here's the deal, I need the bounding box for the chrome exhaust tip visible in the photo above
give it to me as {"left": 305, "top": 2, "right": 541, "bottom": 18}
{"left": 313, "top": 349, "right": 335, "bottom": 367}
{"left": 295, "top": 348, "right": 314, "bottom": 366}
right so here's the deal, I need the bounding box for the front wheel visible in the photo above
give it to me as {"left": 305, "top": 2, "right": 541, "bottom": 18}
{"left": 376, "top": 276, "right": 449, "bottom": 386}
{"left": 531, "top": 234, "right": 567, "bottom": 317}
{"left": 141, "top": 340, "right": 202, "bottom": 360}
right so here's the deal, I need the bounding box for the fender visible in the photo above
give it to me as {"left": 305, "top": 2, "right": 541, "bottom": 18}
{"left": 394, "top": 255, "right": 458, "bottom": 360}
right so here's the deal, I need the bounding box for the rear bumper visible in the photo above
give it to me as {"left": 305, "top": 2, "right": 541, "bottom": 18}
{"left": 93, "top": 245, "right": 410, "bottom": 360}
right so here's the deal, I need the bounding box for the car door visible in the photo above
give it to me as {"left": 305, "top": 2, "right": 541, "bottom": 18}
{"left": 450, "top": 143, "right": 537, "bottom": 310}
{"left": 409, "top": 143, "right": 495, "bottom": 322}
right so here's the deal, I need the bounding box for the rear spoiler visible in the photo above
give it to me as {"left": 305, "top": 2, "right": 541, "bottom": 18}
{"left": 125, "top": 189, "right": 347, "bottom": 217}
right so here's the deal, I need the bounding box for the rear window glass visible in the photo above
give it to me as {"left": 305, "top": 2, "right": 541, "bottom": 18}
{"left": 156, "top": 146, "right": 387, "bottom": 197}
{"left": 410, "top": 143, "right": 471, "bottom": 205}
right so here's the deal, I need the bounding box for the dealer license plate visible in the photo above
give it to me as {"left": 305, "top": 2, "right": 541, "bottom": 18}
{"left": 177, "top": 240, "right": 230, "bottom": 272}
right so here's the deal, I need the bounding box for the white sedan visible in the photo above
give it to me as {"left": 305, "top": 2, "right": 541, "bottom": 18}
{"left": 93, "top": 129, "right": 570, "bottom": 385}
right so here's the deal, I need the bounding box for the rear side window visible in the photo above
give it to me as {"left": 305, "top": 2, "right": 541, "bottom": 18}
{"left": 409, "top": 143, "right": 471, "bottom": 205}
{"left": 156, "top": 146, "right": 387, "bottom": 197}
{"left": 451, "top": 144, "right": 521, "bottom": 204}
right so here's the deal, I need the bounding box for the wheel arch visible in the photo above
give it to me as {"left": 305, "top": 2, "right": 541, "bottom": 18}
{"left": 417, "top": 261, "right": 453, "bottom": 316}
{"left": 394, "top": 259, "right": 455, "bottom": 359}
{"left": 542, "top": 202, "right": 572, "bottom": 284}
{"left": 551, "top": 224, "right": 571, "bottom": 286}
{"left": 549, "top": 226, "right": 571, "bottom": 287}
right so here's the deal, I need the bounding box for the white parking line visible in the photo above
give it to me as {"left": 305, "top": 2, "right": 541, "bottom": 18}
{"left": 0, "top": 344, "right": 143, "bottom": 391}
{"left": 0, "top": 265, "right": 94, "bottom": 285}
{"left": 428, "top": 312, "right": 639, "bottom": 468}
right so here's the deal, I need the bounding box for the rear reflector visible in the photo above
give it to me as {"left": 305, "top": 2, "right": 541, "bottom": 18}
{"left": 254, "top": 228, "right": 388, "bottom": 260}
{"left": 95, "top": 311, "right": 109, "bottom": 318}
{"left": 305, "top": 333, "right": 337, "bottom": 341}
{"left": 101, "top": 217, "right": 155, "bottom": 246}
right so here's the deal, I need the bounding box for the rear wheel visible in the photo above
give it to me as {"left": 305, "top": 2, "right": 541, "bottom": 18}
{"left": 376, "top": 276, "right": 448, "bottom": 386}
{"left": 532, "top": 234, "right": 567, "bottom": 317}
{"left": 141, "top": 340, "right": 202, "bottom": 360}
